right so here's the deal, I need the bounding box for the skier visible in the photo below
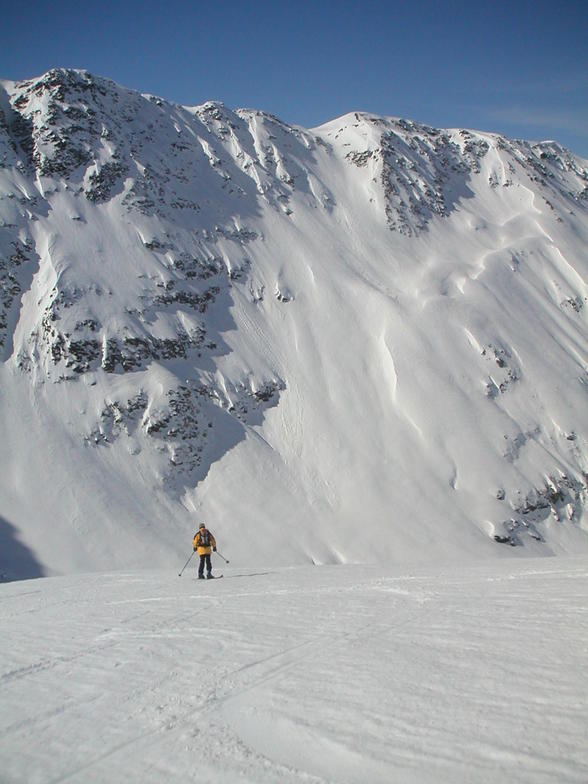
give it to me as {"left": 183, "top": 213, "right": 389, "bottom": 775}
{"left": 193, "top": 522, "right": 217, "bottom": 579}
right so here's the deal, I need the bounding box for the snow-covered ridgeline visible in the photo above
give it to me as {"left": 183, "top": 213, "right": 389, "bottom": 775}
{"left": 0, "top": 69, "right": 587, "bottom": 577}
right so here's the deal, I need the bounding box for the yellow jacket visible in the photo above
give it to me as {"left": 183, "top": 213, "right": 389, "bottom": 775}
{"left": 193, "top": 529, "right": 216, "bottom": 556}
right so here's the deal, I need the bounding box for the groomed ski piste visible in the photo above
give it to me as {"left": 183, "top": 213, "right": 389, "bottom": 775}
{"left": 1, "top": 559, "right": 587, "bottom": 783}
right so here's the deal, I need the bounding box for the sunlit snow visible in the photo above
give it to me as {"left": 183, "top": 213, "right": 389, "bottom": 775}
{"left": 1, "top": 561, "right": 587, "bottom": 783}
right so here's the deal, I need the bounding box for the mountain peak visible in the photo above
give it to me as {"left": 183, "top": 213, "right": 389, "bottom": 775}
{"left": 0, "top": 71, "right": 586, "bottom": 577}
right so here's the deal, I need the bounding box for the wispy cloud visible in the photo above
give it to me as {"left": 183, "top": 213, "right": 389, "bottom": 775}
{"left": 458, "top": 74, "right": 588, "bottom": 98}
{"left": 482, "top": 106, "right": 588, "bottom": 136}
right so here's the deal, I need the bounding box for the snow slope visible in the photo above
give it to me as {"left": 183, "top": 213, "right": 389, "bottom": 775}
{"left": 1, "top": 560, "right": 587, "bottom": 783}
{"left": 0, "top": 69, "right": 587, "bottom": 577}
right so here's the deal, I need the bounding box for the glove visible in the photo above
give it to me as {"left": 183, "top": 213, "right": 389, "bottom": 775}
{"left": 213, "top": 547, "right": 217, "bottom": 552}
{"left": 193, "top": 546, "right": 197, "bottom": 552}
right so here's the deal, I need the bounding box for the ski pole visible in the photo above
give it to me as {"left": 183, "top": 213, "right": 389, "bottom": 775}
{"left": 178, "top": 550, "right": 195, "bottom": 577}
{"left": 215, "top": 550, "right": 230, "bottom": 564}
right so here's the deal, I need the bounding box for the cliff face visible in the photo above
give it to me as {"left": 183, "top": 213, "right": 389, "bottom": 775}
{"left": 1, "top": 69, "right": 587, "bottom": 577}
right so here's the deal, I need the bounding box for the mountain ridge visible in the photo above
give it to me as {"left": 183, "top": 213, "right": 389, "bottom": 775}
{"left": 1, "top": 68, "right": 587, "bottom": 578}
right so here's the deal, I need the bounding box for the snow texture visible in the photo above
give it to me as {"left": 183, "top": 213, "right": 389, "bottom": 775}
{"left": 0, "top": 68, "right": 587, "bottom": 578}
{"left": 0, "top": 560, "right": 587, "bottom": 783}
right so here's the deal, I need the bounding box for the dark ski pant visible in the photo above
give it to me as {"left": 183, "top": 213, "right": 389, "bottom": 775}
{"left": 198, "top": 553, "right": 212, "bottom": 577}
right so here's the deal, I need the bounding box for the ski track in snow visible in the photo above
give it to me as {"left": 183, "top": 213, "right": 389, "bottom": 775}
{"left": 1, "top": 560, "right": 587, "bottom": 784}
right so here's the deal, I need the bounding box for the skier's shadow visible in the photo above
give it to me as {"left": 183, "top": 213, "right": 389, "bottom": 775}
{"left": 223, "top": 571, "right": 272, "bottom": 579}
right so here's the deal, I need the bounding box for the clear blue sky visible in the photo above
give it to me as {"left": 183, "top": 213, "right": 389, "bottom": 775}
{"left": 1, "top": 0, "right": 587, "bottom": 155}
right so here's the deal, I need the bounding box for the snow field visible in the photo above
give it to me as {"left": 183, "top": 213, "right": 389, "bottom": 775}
{"left": 1, "top": 559, "right": 587, "bottom": 783}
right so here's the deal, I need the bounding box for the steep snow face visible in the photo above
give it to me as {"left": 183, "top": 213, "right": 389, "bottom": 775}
{"left": 0, "top": 69, "right": 587, "bottom": 577}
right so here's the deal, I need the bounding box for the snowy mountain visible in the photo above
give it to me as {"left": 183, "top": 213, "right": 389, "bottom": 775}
{"left": 1, "top": 68, "right": 587, "bottom": 578}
